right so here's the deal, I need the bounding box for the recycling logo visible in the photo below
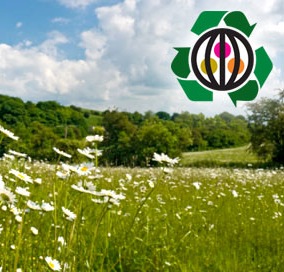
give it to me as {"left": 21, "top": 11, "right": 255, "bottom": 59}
{"left": 171, "top": 11, "right": 273, "bottom": 105}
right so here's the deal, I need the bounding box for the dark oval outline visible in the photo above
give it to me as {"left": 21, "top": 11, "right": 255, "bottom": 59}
{"left": 191, "top": 28, "right": 254, "bottom": 91}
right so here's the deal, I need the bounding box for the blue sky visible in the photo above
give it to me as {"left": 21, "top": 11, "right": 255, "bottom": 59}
{"left": 0, "top": 0, "right": 283, "bottom": 116}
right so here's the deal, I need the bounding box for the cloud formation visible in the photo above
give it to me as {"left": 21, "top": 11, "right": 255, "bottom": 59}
{"left": 0, "top": 0, "right": 283, "bottom": 115}
{"left": 57, "top": 0, "right": 97, "bottom": 9}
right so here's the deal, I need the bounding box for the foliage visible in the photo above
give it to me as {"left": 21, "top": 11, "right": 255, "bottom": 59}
{"left": 247, "top": 90, "right": 284, "bottom": 163}
{"left": 0, "top": 94, "right": 251, "bottom": 165}
{"left": 0, "top": 95, "right": 102, "bottom": 161}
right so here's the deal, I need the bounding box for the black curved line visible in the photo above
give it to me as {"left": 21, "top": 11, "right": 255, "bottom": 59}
{"left": 229, "top": 31, "right": 254, "bottom": 90}
{"left": 227, "top": 33, "right": 240, "bottom": 86}
{"left": 205, "top": 33, "right": 219, "bottom": 89}
{"left": 191, "top": 28, "right": 254, "bottom": 92}
{"left": 219, "top": 31, "right": 226, "bottom": 89}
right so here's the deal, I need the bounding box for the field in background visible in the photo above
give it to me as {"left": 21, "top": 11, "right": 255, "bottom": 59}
{"left": 182, "top": 145, "right": 260, "bottom": 167}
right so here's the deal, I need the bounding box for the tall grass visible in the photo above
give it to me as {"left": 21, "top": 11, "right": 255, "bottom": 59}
{"left": 1, "top": 155, "right": 284, "bottom": 271}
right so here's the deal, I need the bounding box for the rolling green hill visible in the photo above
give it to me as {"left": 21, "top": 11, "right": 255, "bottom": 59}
{"left": 181, "top": 146, "right": 260, "bottom": 167}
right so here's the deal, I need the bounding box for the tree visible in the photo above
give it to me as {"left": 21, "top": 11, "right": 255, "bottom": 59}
{"left": 247, "top": 90, "right": 284, "bottom": 162}
{"left": 102, "top": 110, "right": 137, "bottom": 165}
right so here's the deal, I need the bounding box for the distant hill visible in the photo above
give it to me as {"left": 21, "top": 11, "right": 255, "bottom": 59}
{"left": 0, "top": 94, "right": 251, "bottom": 166}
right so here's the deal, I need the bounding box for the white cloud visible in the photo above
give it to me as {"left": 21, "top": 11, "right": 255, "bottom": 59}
{"left": 57, "top": 0, "right": 96, "bottom": 9}
{"left": 51, "top": 17, "right": 70, "bottom": 24}
{"left": 0, "top": 0, "right": 283, "bottom": 116}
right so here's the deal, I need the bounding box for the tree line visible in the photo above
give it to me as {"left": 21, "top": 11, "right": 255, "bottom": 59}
{"left": 0, "top": 94, "right": 250, "bottom": 166}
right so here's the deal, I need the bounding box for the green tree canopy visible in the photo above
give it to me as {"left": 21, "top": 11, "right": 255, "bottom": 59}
{"left": 247, "top": 90, "right": 284, "bottom": 163}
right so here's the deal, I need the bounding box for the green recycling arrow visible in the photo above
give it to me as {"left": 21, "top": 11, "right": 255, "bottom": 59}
{"left": 224, "top": 11, "right": 256, "bottom": 37}
{"left": 178, "top": 79, "right": 213, "bottom": 101}
{"left": 228, "top": 80, "right": 259, "bottom": 106}
{"left": 172, "top": 11, "right": 273, "bottom": 106}
{"left": 171, "top": 48, "right": 191, "bottom": 78}
{"left": 254, "top": 47, "right": 273, "bottom": 87}
{"left": 191, "top": 11, "right": 227, "bottom": 35}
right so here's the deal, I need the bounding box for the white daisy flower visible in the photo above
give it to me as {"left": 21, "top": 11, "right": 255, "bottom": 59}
{"left": 77, "top": 148, "right": 95, "bottom": 159}
{"left": 30, "top": 226, "right": 38, "bottom": 235}
{"left": 27, "top": 200, "right": 41, "bottom": 210}
{"left": 192, "top": 182, "right": 201, "bottom": 190}
{"left": 53, "top": 147, "right": 72, "bottom": 159}
{"left": 34, "top": 178, "right": 42, "bottom": 185}
{"left": 75, "top": 165, "right": 92, "bottom": 176}
{"left": 15, "top": 215, "right": 22, "bottom": 223}
{"left": 9, "top": 169, "right": 33, "bottom": 184}
{"left": 45, "top": 256, "right": 61, "bottom": 271}
{"left": 86, "top": 135, "right": 104, "bottom": 142}
{"left": 15, "top": 186, "right": 30, "bottom": 197}
{"left": 3, "top": 153, "right": 15, "bottom": 160}
{"left": 8, "top": 149, "right": 27, "bottom": 158}
{"left": 62, "top": 207, "right": 76, "bottom": 221}
{"left": 41, "top": 202, "right": 55, "bottom": 212}
{"left": 57, "top": 236, "right": 66, "bottom": 246}
{"left": 0, "top": 125, "right": 19, "bottom": 140}
{"left": 232, "top": 190, "right": 239, "bottom": 198}
{"left": 0, "top": 187, "right": 17, "bottom": 204}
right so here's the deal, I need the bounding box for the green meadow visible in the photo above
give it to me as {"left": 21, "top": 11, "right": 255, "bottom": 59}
{"left": 182, "top": 145, "right": 260, "bottom": 167}
{"left": 1, "top": 145, "right": 284, "bottom": 271}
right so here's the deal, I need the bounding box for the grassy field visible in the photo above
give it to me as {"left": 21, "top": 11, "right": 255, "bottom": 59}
{"left": 181, "top": 146, "right": 260, "bottom": 167}
{"left": 1, "top": 147, "right": 284, "bottom": 271}
{"left": 1, "top": 113, "right": 283, "bottom": 271}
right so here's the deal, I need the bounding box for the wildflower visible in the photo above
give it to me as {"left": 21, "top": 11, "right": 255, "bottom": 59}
{"left": 56, "top": 171, "right": 70, "bottom": 179}
{"left": 41, "top": 202, "right": 55, "bottom": 212}
{"left": 0, "top": 125, "right": 19, "bottom": 140}
{"left": 53, "top": 147, "right": 72, "bottom": 159}
{"left": 58, "top": 236, "right": 66, "bottom": 246}
{"left": 62, "top": 207, "right": 76, "bottom": 221}
{"left": 0, "top": 187, "right": 17, "bottom": 204}
{"left": 148, "top": 180, "right": 155, "bottom": 188}
{"left": 163, "top": 167, "right": 173, "bottom": 174}
{"left": 15, "top": 186, "right": 30, "bottom": 197}
{"left": 75, "top": 165, "right": 92, "bottom": 176}
{"left": 10, "top": 204, "right": 21, "bottom": 216}
{"left": 10, "top": 244, "right": 16, "bottom": 250}
{"left": 92, "top": 149, "right": 103, "bottom": 157}
{"left": 9, "top": 169, "right": 33, "bottom": 184}
{"left": 71, "top": 184, "right": 88, "bottom": 193}
{"left": 15, "top": 215, "right": 22, "bottom": 223}
{"left": 86, "top": 135, "right": 104, "bottom": 142}
{"left": 31, "top": 227, "right": 38, "bottom": 235}
{"left": 192, "top": 182, "right": 201, "bottom": 190}
{"left": 273, "top": 211, "right": 282, "bottom": 219}
{"left": 27, "top": 200, "right": 41, "bottom": 210}
{"left": 45, "top": 256, "right": 61, "bottom": 271}
{"left": 61, "top": 163, "right": 77, "bottom": 173}
{"left": 34, "top": 178, "right": 42, "bottom": 185}
{"left": 8, "top": 149, "right": 27, "bottom": 158}
{"left": 77, "top": 148, "right": 95, "bottom": 159}
{"left": 152, "top": 152, "right": 179, "bottom": 166}
{"left": 232, "top": 190, "right": 238, "bottom": 198}
{"left": 91, "top": 198, "right": 107, "bottom": 204}
{"left": 3, "top": 153, "right": 15, "bottom": 160}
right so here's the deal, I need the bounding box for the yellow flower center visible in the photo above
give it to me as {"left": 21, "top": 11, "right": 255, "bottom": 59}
{"left": 81, "top": 166, "right": 88, "bottom": 172}
{"left": 17, "top": 174, "right": 25, "bottom": 180}
{"left": 48, "top": 262, "right": 55, "bottom": 269}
